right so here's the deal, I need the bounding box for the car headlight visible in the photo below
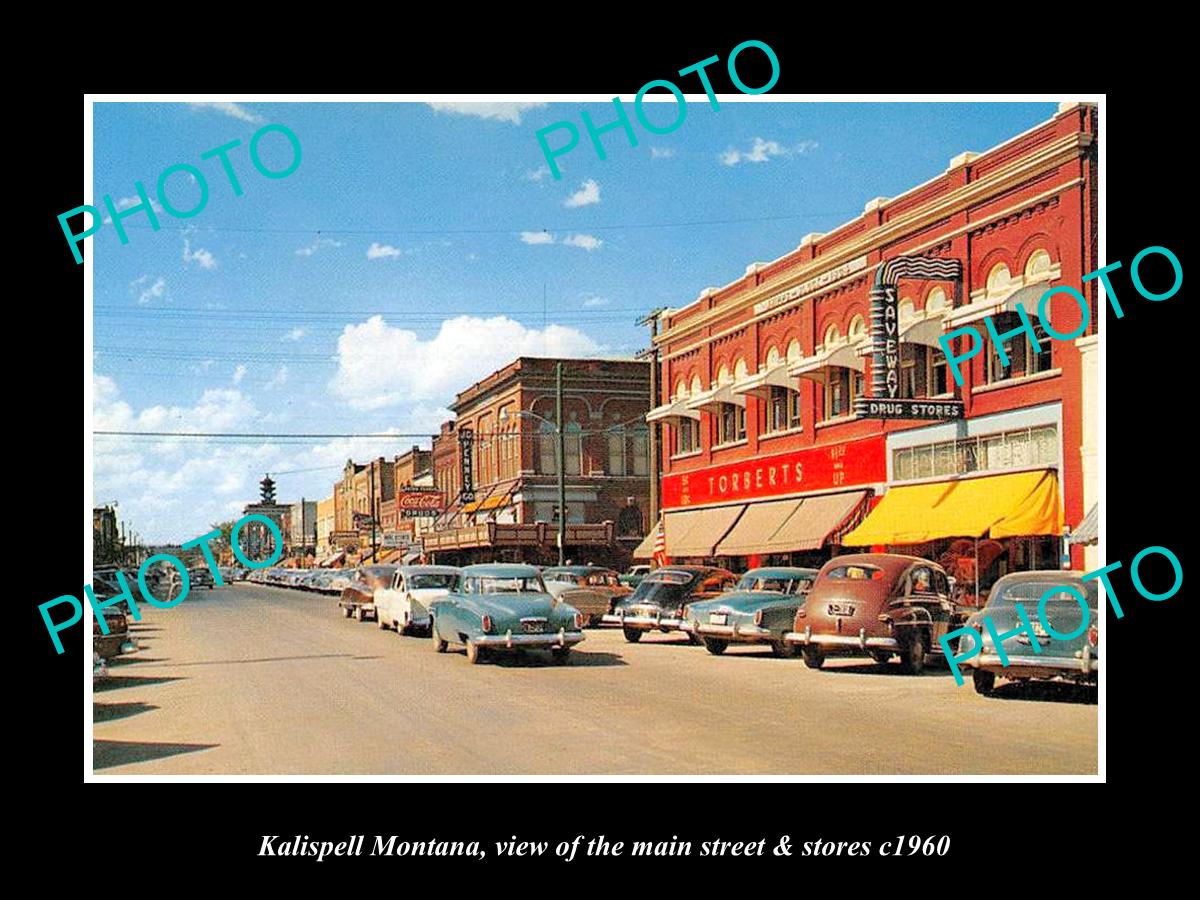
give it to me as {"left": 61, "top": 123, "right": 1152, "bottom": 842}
{"left": 573, "top": 611, "right": 584, "bottom": 630}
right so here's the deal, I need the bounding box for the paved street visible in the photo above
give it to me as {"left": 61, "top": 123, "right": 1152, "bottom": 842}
{"left": 93, "top": 583, "right": 1098, "bottom": 775}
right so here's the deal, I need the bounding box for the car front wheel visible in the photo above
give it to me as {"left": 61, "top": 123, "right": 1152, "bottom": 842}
{"left": 973, "top": 669, "right": 996, "bottom": 695}
{"left": 802, "top": 646, "right": 824, "bottom": 669}
{"left": 431, "top": 619, "right": 448, "bottom": 653}
{"left": 772, "top": 641, "right": 799, "bottom": 659}
{"left": 900, "top": 631, "right": 928, "bottom": 675}
{"left": 622, "top": 626, "right": 642, "bottom": 643}
{"left": 703, "top": 637, "right": 728, "bottom": 656}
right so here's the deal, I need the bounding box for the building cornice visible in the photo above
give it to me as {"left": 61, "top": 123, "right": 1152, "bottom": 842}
{"left": 655, "top": 130, "right": 1092, "bottom": 349}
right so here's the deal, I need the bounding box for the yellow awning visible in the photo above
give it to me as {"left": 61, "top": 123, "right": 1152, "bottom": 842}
{"left": 841, "top": 470, "right": 1062, "bottom": 546}
{"left": 462, "top": 494, "right": 510, "bottom": 514}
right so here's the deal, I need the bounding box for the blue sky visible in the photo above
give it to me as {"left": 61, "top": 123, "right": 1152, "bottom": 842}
{"left": 91, "top": 99, "right": 1056, "bottom": 542}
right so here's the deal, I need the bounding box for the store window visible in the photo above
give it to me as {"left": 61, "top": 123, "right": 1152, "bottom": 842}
{"left": 717, "top": 402, "right": 747, "bottom": 445}
{"left": 892, "top": 424, "right": 1060, "bottom": 482}
{"left": 898, "top": 345, "right": 952, "bottom": 398}
{"left": 766, "top": 385, "right": 802, "bottom": 432}
{"left": 824, "top": 367, "right": 863, "bottom": 420}
{"left": 986, "top": 313, "right": 1053, "bottom": 383}
{"left": 675, "top": 417, "right": 700, "bottom": 454}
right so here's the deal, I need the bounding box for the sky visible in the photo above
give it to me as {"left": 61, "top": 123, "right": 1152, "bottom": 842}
{"left": 91, "top": 99, "right": 1057, "bottom": 542}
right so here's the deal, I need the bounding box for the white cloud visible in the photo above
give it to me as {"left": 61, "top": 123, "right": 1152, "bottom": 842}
{"left": 650, "top": 147, "right": 676, "bottom": 160}
{"left": 720, "top": 137, "right": 819, "bottom": 166}
{"left": 582, "top": 296, "right": 609, "bottom": 308}
{"left": 296, "top": 237, "right": 344, "bottom": 257}
{"left": 232, "top": 364, "right": 247, "bottom": 385}
{"left": 330, "top": 315, "right": 604, "bottom": 411}
{"left": 103, "top": 195, "right": 164, "bottom": 224}
{"left": 130, "top": 275, "right": 168, "bottom": 305}
{"left": 426, "top": 102, "right": 547, "bottom": 125}
{"left": 189, "top": 102, "right": 263, "bottom": 123}
{"left": 366, "top": 242, "right": 403, "bottom": 260}
{"left": 563, "top": 233, "right": 602, "bottom": 251}
{"left": 520, "top": 231, "right": 554, "bottom": 245}
{"left": 525, "top": 165, "right": 551, "bottom": 182}
{"left": 265, "top": 365, "right": 290, "bottom": 389}
{"left": 564, "top": 179, "right": 600, "bottom": 208}
{"left": 182, "top": 236, "right": 217, "bottom": 269}
{"left": 283, "top": 327, "right": 306, "bottom": 342}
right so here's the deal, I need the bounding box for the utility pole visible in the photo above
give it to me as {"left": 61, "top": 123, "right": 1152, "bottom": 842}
{"left": 638, "top": 308, "right": 668, "bottom": 527}
{"left": 370, "top": 464, "right": 378, "bottom": 561}
{"left": 556, "top": 361, "right": 566, "bottom": 566}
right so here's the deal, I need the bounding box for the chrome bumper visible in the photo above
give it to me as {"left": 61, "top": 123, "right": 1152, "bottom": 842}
{"left": 474, "top": 628, "right": 585, "bottom": 649}
{"left": 693, "top": 622, "right": 772, "bottom": 641}
{"left": 964, "top": 649, "right": 1100, "bottom": 674}
{"left": 784, "top": 625, "right": 899, "bottom": 650}
{"left": 601, "top": 612, "right": 685, "bottom": 630}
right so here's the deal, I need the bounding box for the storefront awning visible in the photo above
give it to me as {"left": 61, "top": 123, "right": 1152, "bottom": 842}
{"left": 462, "top": 494, "right": 510, "bottom": 515}
{"left": 899, "top": 311, "right": 948, "bottom": 348}
{"left": 646, "top": 397, "right": 701, "bottom": 424}
{"left": 841, "top": 469, "right": 1062, "bottom": 546}
{"left": 1069, "top": 503, "right": 1098, "bottom": 545}
{"left": 631, "top": 530, "right": 658, "bottom": 559}
{"left": 714, "top": 498, "right": 801, "bottom": 556}
{"left": 685, "top": 382, "right": 745, "bottom": 412}
{"left": 317, "top": 550, "right": 345, "bottom": 567}
{"left": 731, "top": 363, "right": 797, "bottom": 399}
{"left": 771, "top": 490, "right": 872, "bottom": 551}
{"left": 944, "top": 282, "right": 1045, "bottom": 329}
{"left": 789, "top": 341, "right": 867, "bottom": 382}
{"left": 664, "top": 505, "right": 746, "bottom": 557}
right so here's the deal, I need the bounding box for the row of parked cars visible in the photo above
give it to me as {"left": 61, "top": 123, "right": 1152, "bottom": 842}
{"left": 244, "top": 554, "right": 1099, "bottom": 693}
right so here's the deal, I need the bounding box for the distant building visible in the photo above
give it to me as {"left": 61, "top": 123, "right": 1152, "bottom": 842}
{"left": 288, "top": 499, "right": 318, "bottom": 558}
{"left": 316, "top": 495, "right": 335, "bottom": 556}
{"left": 93, "top": 505, "right": 121, "bottom": 565}
{"left": 241, "top": 475, "right": 291, "bottom": 563}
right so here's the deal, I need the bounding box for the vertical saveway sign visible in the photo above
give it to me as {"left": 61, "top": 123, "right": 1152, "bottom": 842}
{"left": 856, "top": 255, "right": 966, "bottom": 420}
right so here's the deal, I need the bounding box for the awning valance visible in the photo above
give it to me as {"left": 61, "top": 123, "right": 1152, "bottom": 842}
{"left": 841, "top": 469, "right": 1062, "bottom": 546}
{"left": 1069, "top": 503, "right": 1098, "bottom": 545}
{"left": 664, "top": 505, "right": 746, "bottom": 557}
{"left": 646, "top": 397, "right": 701, "bottom": 423}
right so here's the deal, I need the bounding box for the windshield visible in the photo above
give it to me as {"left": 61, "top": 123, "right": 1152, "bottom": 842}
{"left": 988, "top": 580, "right": 1097, "bottom": 609}
{"left": 627, "top": 571, "right": 694, "bottom": 605}
{"left": 409, "top": 573, "right": 456, "bottom": 590}
{"left": 467, "top": 576, "right": 546, "bottom": 595}
{"left": 735, "top": 574, "right": 813, "bottom": 595}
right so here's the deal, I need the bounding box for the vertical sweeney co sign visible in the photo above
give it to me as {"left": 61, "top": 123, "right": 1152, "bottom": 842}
{"left": 855, "top": 256, "right": 966, "bottom": 420}
{"left": 458, "top": 428, "right": 475, "bottom": 504}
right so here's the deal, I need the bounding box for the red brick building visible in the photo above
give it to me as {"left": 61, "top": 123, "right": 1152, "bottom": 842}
{"left": 647, "top": 103, "right": 1098, "bottom": 604}
{"left": 427, "top": 357, "right": 651, "bottom": 566}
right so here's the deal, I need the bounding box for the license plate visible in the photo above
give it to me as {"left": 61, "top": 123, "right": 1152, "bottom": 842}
{"left": 521, "top": 620, "right": 546, "bottom": 634}
{"left": 827, "top": 603, "right": 856, "bottom": 617}
{"left": 709, "top": 613, "right": 727, "bottom": 626}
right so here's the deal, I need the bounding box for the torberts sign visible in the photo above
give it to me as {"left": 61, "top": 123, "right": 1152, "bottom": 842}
{"left": 661, "top": 436, "right": 886, "bottom": 509}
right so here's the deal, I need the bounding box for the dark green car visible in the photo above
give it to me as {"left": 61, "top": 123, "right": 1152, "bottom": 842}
{"left": 683, "top": 567, "right": 819, "bottom": 657}
{"left": 958, "top": 570, "right": 1099, "bottom": 695}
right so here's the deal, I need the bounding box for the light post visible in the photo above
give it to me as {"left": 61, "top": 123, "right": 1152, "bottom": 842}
{"left": 500, "top": 363, "right": 568, "bottom": 565}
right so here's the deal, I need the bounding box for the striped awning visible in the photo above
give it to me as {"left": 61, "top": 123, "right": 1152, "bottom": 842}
{"left": 1069, "top": 504, "right": 1098, "bottom": 545}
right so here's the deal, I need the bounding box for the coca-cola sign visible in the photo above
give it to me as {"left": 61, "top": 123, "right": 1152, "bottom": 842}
{"left": 398, "top": 490, "right": 443, "bottom": 516}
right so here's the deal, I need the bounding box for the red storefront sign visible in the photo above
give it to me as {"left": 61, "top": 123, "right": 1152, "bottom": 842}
{"left": 662, "top": 436, "right": 887, "bottom": 509}
{"left": 398, "top": 490, "right": 443, "bottom": 517}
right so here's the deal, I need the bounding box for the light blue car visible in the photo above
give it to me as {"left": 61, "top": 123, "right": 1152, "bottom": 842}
{"left": 429, "top": 564, "right": 586, "bottom": 665}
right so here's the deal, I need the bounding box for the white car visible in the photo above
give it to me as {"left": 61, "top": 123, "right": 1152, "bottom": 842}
{"left": 374, "top": 565, "right": 461, "bottom": 636}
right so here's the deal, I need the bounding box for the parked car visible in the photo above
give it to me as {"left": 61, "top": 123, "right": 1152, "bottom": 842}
{"left": 959, "top": 571, "right": 1099, "bottom": 695}
{"left": 92, "top": 603, "right": 137, "bottom": 661}
{"left": 337, "top": 565, "right": 398, "bottom": 621}
{"left": 603, "top": 565, "right": 738, "bottom": 643}
{"left": 188, "top": 566, "right": 215, "bottom": 591}
{"left": 785, "top": 554, "right": 967, "bottom": 673}
{"left": 542, "top": 566, "right": 631, "bottom": 625}
{"left": 93, "top": 650, "right": 109, "bottom": 683}
{"left": 619, "top": 564, "right": 652, "bottom": 589}
{"left": 428, "top": 564, "right": 585, "bottom": 664}
{"left": 683, "top": 567, "right": 819, "bottom": 657}
{"left": 374, "top": 565, "right": 460, "bottom": 635}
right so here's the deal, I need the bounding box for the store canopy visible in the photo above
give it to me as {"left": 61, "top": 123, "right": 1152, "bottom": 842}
{"left": 715, "top": 498, "right": 802, "bottom": 556}
{"left": 944, "top": 282, "right": 1045, "bottom": 329}
{"left": 771, "top": 490, "right": 872, "bottom": 551}
{"left": 841, "top": 470, "right": 1062, "bottom": 546}
{"left": 632, "top": 530, "right": 658, "bottom": 559}
{"left": 1069, "top": 503, "right": 1099, "bottom": 545}
{"left": 645, "top": 397, "right": 701, "bottom": 424}
{"left": 685, "top": 382, "right": 746, "bottom": 412}
{"left": 790, "top": 341, "right": 867, "bottom": 382}
{"left": 732, "top": 363, "right": 797, "bottom": 399}
{"left": 317, "top": 550, "right": 345, "bottom": 567}
{"left": 664, "top": 505, "right": 746, "bottom": 557}
{"left": 899, "top": 311, "right": 948, "bottom": 348}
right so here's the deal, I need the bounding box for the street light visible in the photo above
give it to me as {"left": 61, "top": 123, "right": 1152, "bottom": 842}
{"left": 499, "top": 362, "right": 567, "bottom": 565}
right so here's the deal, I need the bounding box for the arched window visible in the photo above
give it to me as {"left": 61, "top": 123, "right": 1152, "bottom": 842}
{"left": 538, "top": 420, "right": 557, "bottom": 474}
{"left": 630, "top": 424, "right": 649, "bottom": 476}
{"left": 733, "top": 358, "right": 749, "bottom": 380}
{"left": 1025, "top": 249, "right": 1052, "bottom": 281}
{"left": 690, "top": 374, "right": 703, "bottom": 395}
{"left": 822, "top": 323, "right": 840, "bottom": 350}
{"left": 564, "top": 421, "right": 582, "bottom": 476}
{"left": 786, "top": 339, "right": 802, "bottom": 362}
{"left": 715, "top": 363, "right": 732, "bottom": 386}
{"left": 674, "top": 379, "right": 689, "bottom": 401}
{"left": 926, "top": 287, "right": 948, "bottom": 314}
{"left": 986, "top": 263, "right": 1012, "bottom": 295}
{"left": 899, "top": 298, "right": 915, "bottom": 321}
{"left": 849, "top": 315, "right": 867, "bottom": 341}
{"left": 764, "top": 346, "right": 782, "bottom": 369}
{"left": 607, "top": 425, "right": 626, "bottom": 475}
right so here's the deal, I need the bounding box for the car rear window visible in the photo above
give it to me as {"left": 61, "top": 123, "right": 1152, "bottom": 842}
{"left": 409, "top": 573, "right": 455, "bottom": 590}
{"left": 988, "top": 580, "right": 1098, "bottom": 608}
{"left": 825, "top": 565, "right": 883, "bottom": 581}
{"left": 645, "top": 571, "right": 692, "bottom": 585}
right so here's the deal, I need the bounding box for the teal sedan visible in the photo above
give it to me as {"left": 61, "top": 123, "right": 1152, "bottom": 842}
{"left": 428, "top": 564, "right": 586, "bottom": 665}
{"left": 683, "top": 567, "right": 819, "bottom": 657}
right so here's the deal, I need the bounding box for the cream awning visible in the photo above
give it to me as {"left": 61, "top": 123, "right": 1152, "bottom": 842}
{"left": 713, "top": 498, "right": 801, "bottom": 556}
{"left": 770, "top": 490, "right": 871, "bottom": 551}
{"left": 899, "top": 310, "right": 948, "bottom": 348}
{"left": 944, "top": 282, "right": 1046, "bottom": 329}
{"left": 789, "top": 342, "right": 867, "bottom": 382}
{"left": 632, "top": 530, "right": 658, "bottom": 559}
{"left": 685, "top": 382, "right": 745, "bottom": 412}
{"left": 646, "top": 397, "right": 701, "bottom": 424}
{"left": 664, "top": 505, "right": 746, "bottom": 557}
{"left": 731, "top": 363, "right": 797, "bottom": 399}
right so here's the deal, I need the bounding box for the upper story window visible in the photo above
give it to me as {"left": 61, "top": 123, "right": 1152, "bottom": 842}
{"left": 564, "top": 419, "right": 582, "bottom": 476}
{"left": 985, "top": 313, "right": 1053, "bottom": 383}
{"left": 717, "top": 402, "right": 746, "bottom": 445}
{"left": 893, "top": 424, "right": 1059, "bottom": 482}
{"left": 538, "top": 420, "right": 557, "bottom": 474}
{"left": 986, "top": 262, "right": 1012, "bottom": 295}
{"left": 607, "top": 423, "right": 650, "bottom": 476}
